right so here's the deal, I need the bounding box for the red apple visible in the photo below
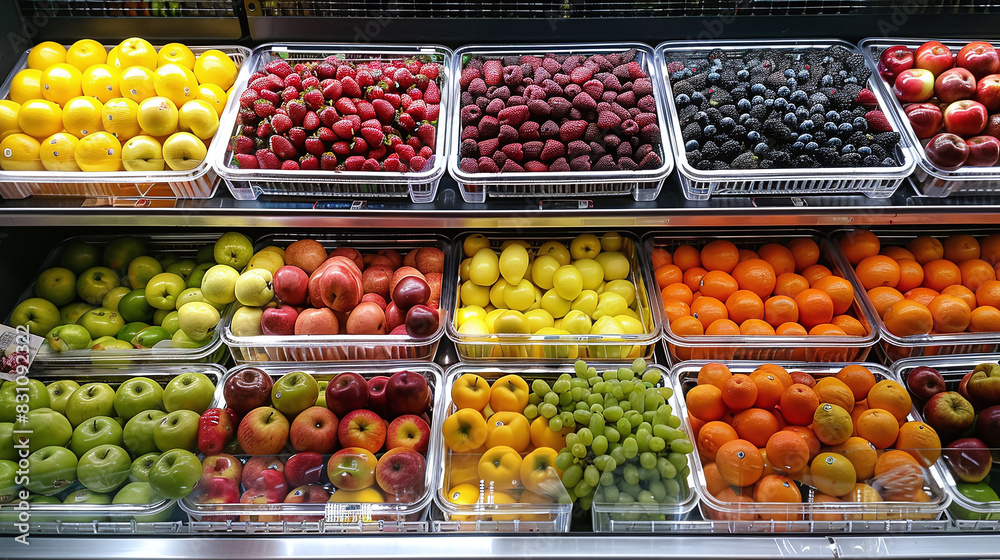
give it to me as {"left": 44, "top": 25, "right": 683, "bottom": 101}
{"left": 241, "top": 456, "right": 284, "bottom": 490}
{"left": 925, "top": 133, "right": 970, "bottom": 170}
{"left": 923, "top": 391, "right": 976, "bottom": 443}
{"left": 985, "top": 113, "right": 1000, "bottom": 138}
{"left": 319, "top": 259, "right": 363, "bottom": 312}
{"left": 914, "top": 40, "right": 955, "bottom": 76}
{"left": 425, "top": 273, "right": 443, "bottom": 309}
{"left": 879, "top": 45, "right": 914, "bottom": 81}
{"left": 975, "top": 74, "right": 1000, "bottom": 112}
{"left": 289, "top": 406, "right": 339, "bottom": 453}
{"left": 385, "top": 414, "right": 431, "bottom": 453}
{"left": 966, "top": 363, "right": 1000, "bottom": 407}
{"left": 329, "top": 247, "right": 364, "bottom": 271}
{"left": 327, "top": 447, "right": 377, "bottom": 490}
{"left": 944, "top": 99, "right": 989, "bottom": 137}
{"left": 385, "top": 370, "right": 431, "bottom": 416}
{"left": 361, "top": 266, "right": 393, "bottom": 300}
{"left": 195, "top": 475, "right": 240, "bottom": 504}
{"left": 935, "top": 67, "right": 977, "bottom": 103}
{"left": 977, "top": 405, "right": 1000, "bottom": 447}
{"left": 404, "top": 304, "right": 440, "bottom": 338}
{"left": 893, "top": 68, "right": 936, "bottom": 103}
{"left": 377, "top": 249, "right": 404, "bottom": 269}
{"left": 389, "top": 266, "right": 425, "bottom": 295}
{"left": 285, "top": 239, "right": 327, "bottom": 275}
{"left": 262, "top": 305, "right": 298, "bottom": 336}
{"left": 360, "top": 293, "right": 387, "bottom": 310}
{"left": 237, "top": 406, "right": 290, "bottom": 456}
{"left": 385, "top": 302, "right": 405, "bottom": 331}
{"left": 367, "top": 376, "right": 389, "bottom": 417}
{"left": 389, "top": 325, "right": 408, "bottom": 335}
{"left": 325, "top": 372, "right": 368, "bottom": 417}
{"left": 241, "top": 467, "right": 287, "bottom": 503}
{"left": 345, "top": 301, "right": 387, "bottom": 335}
{"left": 375, "top": 448, "right": 426, "bottom": 497}
{"left": 957, "top": 41, "right": 1000, "bottom": 80}
{"left": 906, "top": 365, "right": 946, "bottom": 401}
{"left": 198, "top": 407, "right": 237, "bottom": 455}
{"left": 294, "top": 307, "right": 339, "bottom": 335}
{"left": 273, "top": 265, "right": 309, "bottom": 306}
{"left": 966, "top": 135, "right": 1000, "bottom": 166}
{"left": 285, "top": 484, "right": 329, "bottom": 503}
{"left": 307, "top": 258, "right": 337, "bottom": 308}
{"left": 905, "top": 103, "right": 944, "bottom": 139}
{"left": 392, "top": 275, "right": 430, "bottom": 311}
{"left": 414, "top": 247, "right": 445, "bottom": 275}
{"left": 284, "top": 451, "right": 325, "bottom": 487}
{"left": 338, "top": 409, "right": 386, "bottom": 453}
{"left": 944, "top": 437, "right": 993, "bottom": 483}
{"left": 223, "top": 367, "right": 274, "bottom": 417}
{"left": 201, "top": 453, "right": 243, "bottom": 487}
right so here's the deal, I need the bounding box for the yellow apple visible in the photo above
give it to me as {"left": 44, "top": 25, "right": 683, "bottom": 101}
{"left": 137, "top": 97, "right": 178, "bottom": 137}
{"left": 162, "top": 132, "right": 206, "bottom": 171}
{"left": 122, "top": 135, "right": 164, "bottom": 172}
{"left": 116, "top": 38, "right": 157, "bottom": 70}
{"left": 177, "top": 99, "right": 218, "bottom": 140}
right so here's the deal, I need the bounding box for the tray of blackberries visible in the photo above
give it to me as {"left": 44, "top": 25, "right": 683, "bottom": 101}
{"left": 656, "top": 40, "right": 917, "bottom": 201}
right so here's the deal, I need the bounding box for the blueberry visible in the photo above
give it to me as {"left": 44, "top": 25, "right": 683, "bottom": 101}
{"left": 751, "top": 95, "right": 765, "bottom": 105}
{"left": 786, "top": 78, "right": 798, "bottom": 88}
{"left": 825, "top": 110, "right": 840, "bottom": 122}
{"left": 797, "top": 69, "right": 810, "bottom": 81}
{"left": 783, "top": 68, "right": 796, "bottom": 78}
{"left": 751, "top": 83, "right": 766, "bottom": 94}
{"left": 799, "top": 133, "right": 813, "bottom": 143}
{"left": 824, "top": 121, "right": 838, "bottom": 134}
{"left": 747, "top": 130, "right": 762, "bottom": 143}
{"left": 845, "top": 76, "right": 858, "bottom": 84}
{"left": 795, "top": 107, "right": 810, "bottom": 120}
{"left": 804, "top": 141, "right": 818, "bottom": 152}
{"left": 858, "top": 146, "right": 872, "bottom": 156}
{"left": 826, "top": 137, "right": 843, "bottom": 148}
{"left": 703, "top": 124, "right": 717, "bottom": 136}
{"left": 838, "top": 122, "right": 854, "bottom": 135}
{"left": 790, "top": 90, "right": 807, "bottom": 103}
{"left": 737, "top": 69, "right": 750, "bottom": 81}
{"left": 695, "top": 111, "right": 708, "bottom": 124}
{"left": 777, "top": 86, "right": 791, "bottom": 97}
{"left": 810, "top": 103, "right": 825, "bottom": 114}
{"left": 708, "top": 71, "right": 721, "bottom": 83}
{"left": 842, "top": 144, "right": 856, "bottom": 154}
{"left": 685, "top": 139, "right": 700, "bottom": 151}
{"left": 820, "top": 75, "right": 833, "bottom": 87}
{"left": 691, "top": 91, "right": 705, "bottom": 103}
{"left": 853, "top": 117, "right": 868, "bottom": 131}
{"left": 838, "top": 70, "right": 849, "bottom": 78}
{"left": 774, "top": 98, "right": 788, "bottom": 111}
{"left": 792, "top": 141, "right": 805, "bottom": 152}
{"left": 753, "top": 142, "right": 769, "bottom": 155}
{"left": 789, "top": 132, "right": 799, "bottom": 141}
{"left": 783, "top": 112, "right": 798, "bottom": 126}
{"left": 720, "top": 117, "right": 735, "bottom": 130}
{"left": 675, "top": 93, "right": 691, "bottom": 106}
{"left": 737, "top": 98, "right": 752, "bottom": 111}
{"left": 738, "top": 113, "right": 751, "bottom": 124}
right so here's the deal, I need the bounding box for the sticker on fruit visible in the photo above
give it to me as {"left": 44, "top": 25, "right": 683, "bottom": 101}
{"left": 0, "top": 324, "right": 41, "bottom": 380}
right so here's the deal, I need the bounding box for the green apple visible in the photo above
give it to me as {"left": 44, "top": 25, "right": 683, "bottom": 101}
{"left": 145, "top": 272, "right": 187, "bottom": 311}
{"left": 76, "top": 307, "right": 125, "bottom": 339}
{"left": 22, "top": 408, "right": 72, "bottom": 452}
{"left": 0, "top": 379, "right": 49, "bottom": 422}
{"left": 155, "top": 253, "right": 179, "bottom": 270}
{"left": 59, "top": 240, "right": 101, "bottom": 275}
{"left": 10, "top": 297, "right": 61, "bottom": 338}
{"left": 118, "top": 288, "right": 155, "bottom": 323}
{"left": 0, "top": 423, "right": 16, "bottom": 461}
{"left": 130, "top": 452, "right": 160, "bottom": 483}
{"left": 117, "top": 321, "right": 150, "bottom": 343}
{"left": 103, "top": 236, "right": 147, "bottom": 272}
{"left": 65, "top": 382, "right": 116, "bottom": 426}
{"left": 160, "top": 311, "right": 180, "bottom": 335}
{"left": 114, "top": 377, "right": 164, "bottom": 420}
{"left": 131, "top": 326, "right": 172, "bottom": 348}
{"left": 187, "top": 262, "right": 213, "bottom": 288}
{"left": 213, "top": 231, "right": 253, "bottom": 269}
{"left": 0, "top": 459, "right": 20, "bottom": 503}
{"left": 35, "top": 266, "right": 77, "bottom": 306}
{"left": 165, "top": 259, "right": 196, "bottom": 282}
{"left": 171, "top": 329, "right": 210, "bottom": 349}
{"left": 153, "top": 409, "right": 200, "bottom": 452}
{"left": 148, "top": 448, "right": 201, "bottom": 499}
{"left": 271, "top": 371, "right": 318, "bottom": 417}
{"left": 70, "top": 415, "right": 124, "bottom": 457}
{"left": 127, "top": 255, "right": 163, "bottom": 290}
{"left": 569, "top": 233, "right": 602, "bottom": 260}
{"left": 91, "top": 337, "right": 133, "bottom": 351}
{"left": 177, "top": 301, "right": 221, "bottom": 342}
{"left": 200, "top": 264, "right": 239, "bottom": 305}
{"left": 951, "top": 482, "right": 1000, "bottom": 520}
{"left": 25, "top": 446, "right": 78, "bottom": 495}
{"left": 60, "top": 302, "right": 95, "bottom": 324}
{"left": 102, "top": 286, "right": 131, "bottom": 313}
{"left": 316, "top": 380, "right": 329, "bottom": 409}
{"left": 47, "top": 380, "right": 80, "bottom": 415}
{"left": 230, "top": 306, "right": 264, "bottom": 337}
{"left": 163, "top": 372, "right": 215, "bottom": 414}
{"left": 0, "top": 495, "right": 61, "bottom": 522}
{"left": 153, "top": 309, "right": 170, "bottom": 326}
{"left": 175, "top": 287, "right": 205, "bottom": 309}
{"left": 78, "top": 444, "right": 131, "bottom": 493}
{"left": 45, "top": 324, "right": 92, "bottom": 352}
{"left": 76, "top": 266, "right": 122, "bottom": 306}
{"left": 61, "top": 489, "right": 112, "bottom": 522}
{"left": 235, "top": 269, "right": 274, "bottom": 307}
{"left": 123, "top": 410, "right": 166, "bottom": 456}
{"left": 112, "top": 481, "right": 172, "bottom": 522}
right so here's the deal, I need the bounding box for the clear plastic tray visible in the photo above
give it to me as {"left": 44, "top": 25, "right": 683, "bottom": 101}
{"left": 181, "top": 362, "right": 442, "bottom": 532}
{"left": 673, "top": 360, "right": 951, "bottom": 532}
{"left": 220, "top": 232, "right": 452, "bottom": 363}
{"left": 647, "top": 230, "right": 879, "bottom": 365}
{"left": 210, "top": 43, "right": 452, "bottom": 203}
{"left": 446, "top": 231, "right": 660, "bottom": 362}
{"left": 6, "top": 233, "right": 234, "bottom": 365}
{"left": 0, "top": 44, "right": 250, "bottom": 201}
{"left": 446, "top": 43, "right": 674, "bottom": 204}
{"left": 830, "top": 227, "right": 1000, "bottom": 362}
{"left": 656, "top": 39, "right": 916, "bottom": 201}
{"left": 859, "top": 38, "right": 1000, "bottom": 198}
{"left": 0, "top": 363, "right": 227, "bottom": 532}
{"left": 893, "top": 354, "right": 1000, "bottom": 528}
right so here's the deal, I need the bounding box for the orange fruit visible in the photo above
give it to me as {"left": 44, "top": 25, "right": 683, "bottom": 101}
{"left": 737, "top": 248, "right": 760, "bottom": 264}
{"left": 683, "top": 266, "right": 709, "bottom": 294}
{"left": 855, "top": 408, "right": 900, "bottom": 449}
{"left": 786, "top": 237, "right": 821, "bottom": 272}
{"left": 740, "top": 318, "right": 776, "bottom": 336}
{"left": 835, "top": 365, "right": 877, "bottom": 401}
{"left": 726, "top": 289, "right": 764, "bottom": 324}
{"left": 755, "top": 364, "right": 793, "bottom": 388}
{"left": 980, "top": 234, "right": 1000, "bottom": 266}
{"left": 906, "top": 235, "right": 944, "bottom": 264}
{"left": 700, "top": 239, "right": 740, "bottom": 273}
{"left": 689, "top": 414, "right": 707, "bottom": 437}
{"left": 655, "top": 264, "right": 683, "bottom": 289}
{"left": 691, "top": 296, "right": 728, "bottom": 330}
{"left": 779, "top": 383, "right": 820, "bottom": 426}
{"left": 697, "top": 362, "right": 733, "bottom": 390}
{"left": 764, "top": 295, "right": 799, "bottom": 327}
{"left": 814, "top": 377, "right": 856, "bottom": 413}
{"left": 765, "top": 431, "right": 811, "bottom": 475}
{"left": 868, "top": 286, "right": 905, "bottom": 317}
{"left": 774, "top": 272, "right": 811, "bottom": 298}
{"left": 700, "top": 270, "right": 739, "bottom": 302}
{"left": 895, "top": 421, "right": 941, "bottom": 467}
{"left": 751, "top": 371, "right": 786, "bottom": 410}
{"left": 705, "top": 318, "right": 740, "bottom": 335}
{"left": 672, "top": 244, "right": 701, "bottom": 271}
{"left": 783, "top": 425, "right": 821, "bottom": 460}
{"left": 873, "top": 450, "right": 924, "bottom": 501}
{"left": 927, "top": 294, "right": 972, "bottom": 333}
{"left": 922, "top": 259, "right": 962, "bottom": 292}
{"left": 812, "top": 492, "right": 845, "bottom": 521}
{"left": 698, "top": 421, "right": 740, "bottom": 463}
{"left": 663, "top": 299, "right": 691, "bottom": 324}
{"left": 894, "top": 259, "right": 925, "bottom": 293}
{"left": 840, "top": 229, "right": 881, "bottom": 266}
{"left": 855, "top": 255, "right": 901, "bottom": 290}
{"left": 942, "top": 284, "right": 978, "bottom": 310}
{"left": 776, "top": 322, "right": 808, "bottom": 335}
{"left": 867, "top": 380, "right": 913, "bottom": 422}
{"left": 661, "top": 282, "right": 694, "bottom": 305}
{"left": 882, "top": 299, "right": 933, "bottom": 337}
{"left": 671, "top": 315, "right": 704, "bottom": 336}
{"left": 976, "top": 279, "right": 1000, "bottom": 308}
{"left": 754, "top": 473, "right": 802, "bottom": 505}
{"left": 794, "top": 288, "right": 835, "bottom": 329}
{"left": 904, "top": 286, "right": 939, "bottom": 307}
{"left": 970, "top": 305, "right": 1000, "bottom": 332}
{"left": 881, "top": 246, "right": 916, "bottom": 261}
{"left": 844, "top": 483, "right": 884, "bottom": 519}
{"left": 959, "top": 258, "right": 996, "bottom": 292}
{"left": 758, "top": 243, "right": 796, "bottom": 276}
{"left": 832, "top": 437, "right": 879, "bottom": 480}
{"left": 716, "top": 439, "right": 765, "bottom": 487}
{"left": 732, "top": 259, "right": 777, "bottom": 300}
{"left": 650, "top": 247, "right": 672, "bottom": 269}
{"left": 811, "top": 452, "right": 858, "bottom": 498}
{"left": 850, "top": 399, "right": 870, "bottom": 435}
{"left": 874, "top": 449, "right": 920, "bottom": 477}
{"left": 802, "top": 264, "right": 833, "bottom": 285}
{"left": 831, "top": 315, "right": 867, "bottom": 336}
{"left": 943, "top": 234, "right": 981, "bottom": 263}
{"left": 790, "top": 371, "right": 817, "bottom": 387}
{"left": 722, "top": 374, "right": 758, "bottom": 411}
{"left": 686, "top": 383, "right": 727, "bottom": 422}
{"left": 811, "top": 275, "right": 855, "bottom": 316}
{"left": 731, "top": 408, "right": 780, "bottom": 448}
{"left": 703, "top": 462, "right": 730, "bottom": 496}
{"left": 808, "top": 323, "right": 847, "bottom": 336}
{"left": 812, "top": 402, "right": 853, "bottom": 446}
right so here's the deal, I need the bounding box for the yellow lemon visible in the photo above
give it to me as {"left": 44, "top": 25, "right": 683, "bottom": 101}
{"left": 157, "top": 43, "right": 195, "bottom": 69}
{"left": 17, "top": 99, "right": 62, "bottom": 139}
{"left": 101, "top": 97, "right": 141, "bottom": 141}
{"left": 106, "top": 45, "right": 120, "bottom": 68}
{"left": 39, "top": 62, "right": 84, "bottom": 106}
{"left": 39, "top": 132, "right": 80, "bottom": 171}
{"left": 0, "top": 133, "right": 42, "bottom": 171}
{"left": 0, "top": 100, "right": 21, "bottom": 141}
{"left": 119, "top": 66, "right": 156, "bottom": 102}
{"left": 62, "top": 96, "right": 104, "bottom": 138}
{"left": 116, "top": 37, "right": 157, "bottom": 70}
{"left": 195, "top": 83, "right": 227, "bottom": 116}
{"left": 193, "top": 50, "right": 238, "bottom": 90}
{"left": 26, "top": 41, "right": 66, "bottom": 70}
{"left": 177, "top": 99, "right": 218, "bottom": 140}
{"left": 137, "top": 96, "right": 178, "bottom": 137}
{"left": 74, "top": 131, "right": 122, "bottom": 171}
{"left": 65, "top": 39, "right": 107, "bottom": 72}
{"left": 153, "top": 63, "right": 198, "bottom": 107}
{"left": 9, "top": 69, "right": 42, "bottom": 104}
{"left": 81, "top": 64, "right": 121, "bottom": 103}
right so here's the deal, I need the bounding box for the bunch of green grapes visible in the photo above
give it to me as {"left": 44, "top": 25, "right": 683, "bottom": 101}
{"left": 523, "top": 358, "right": 694, "bottom": 512}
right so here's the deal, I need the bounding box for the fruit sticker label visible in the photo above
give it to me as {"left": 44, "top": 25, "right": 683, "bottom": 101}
{"left": 325, "top": 501, "right": 374, "bottom": 524}
{"left": 0, "top": 324, "right": 42, "bottom": 381}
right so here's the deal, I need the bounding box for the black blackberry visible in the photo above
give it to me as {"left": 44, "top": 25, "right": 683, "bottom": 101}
{"left": 816, "top": 147, "right": 838, "bottom": 165}
{"left": 810, "top": 113, "right": 826, "bottom": 127}
{"left": 760, "top": 159, "right": 775, "bottom": 169}
{"left": 862, "top": 155, "right": 881, "bottom": 166}
{"left": 720, "top": 140, "right": 742, "bottom": 160}
{"left": 710, "top": 161, "right": 730, "bottom": 170}
{"left": 672, "top": 80, "right": 696, "bottom": 97}
{"left": 713, "top": 133, "right": 733, "bottom": 145}
{"left": 809, "top": 92, "right": 829, "bottom": 107}
{"left": 874, "top": 131, "right": 901, "bottom": 150}
{"left": 881, "top": 157, "right": 896, "bottom": 167}
{"left": 687, "top": 149, "right": 703, "bottom": 164}
{"left": 838, "top": 152, "right": 863, "bottom": 166}
{"left": 720, "top": 105, "right": 740, "bottom": 120}
{"left": 731, "top": 124, "right": 748, "bottom": 138}
{"left": 764, "top": 72, "right": 787, "bottom": 89}
{"left": 749, "top": 104, "right": 769, "bottom": 121}
{"left": 678, "top": 105, "right": 699, "bottom": 125}
{"left": 870, "top": 145, "right": 887, "bottom": 159}
{"left": 701, "top": 141, "right": 720, "bottom": 160}
{"left": 682, "top": 123, "right": 703, "bottom": 141}
{"left": 794, "top": 155, "right": 820, "bottom": 168}
{"left": 695, "top": 159, "right": 714, "bottom": 171}
{"left": 845, "top": 53, "right": 866, "bottom": 71}
{"left": 848, "top": 131, "right": 868, "bottom": 146}
{"left": 770, "top": 150, "right": 792, "bottom": 166}
{"left": 763, "top": 119, "right": 793, "bottom": 140}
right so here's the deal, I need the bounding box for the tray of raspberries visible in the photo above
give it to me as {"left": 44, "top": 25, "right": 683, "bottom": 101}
{"left": 657, "top": 40, "right": 916, "bottom": 201}
{"left": 210, "top": 43, "right": 452, "bottom": 203}
{"left": 447, "top": 43, "right": 674, "bottom": 204}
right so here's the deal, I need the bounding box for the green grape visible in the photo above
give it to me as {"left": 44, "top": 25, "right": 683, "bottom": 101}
{"left": 625, "top": 410, "right": 643, "bottom": 427}
{"left": 584, "top": 465, "right": 600, "bottom": 487}
{"left": 648, "top": 480, "right": 667, "bottom": 502}
{"left": 523, "top": 404, "right": 539, "bottom": 419}
{"left": 553, "top": 379, "right": 571, "bottom": 394}
{"left": 622, "top": 438, "right": 639, "bottom": 459}
{"left": 558, "top": 373, "right": 572, "bottom": 383}
{"left": 539, "top": 402, "right": 558, "bottom": 419}
{"left": 648, "top": 436, "right": 666, "bottom": 453}
{"left": 570, "top": 387, "right": 587, "bottom": 402}
{"left": 529, "top": 393, "right": 542, "bottom": 406}
{"left": 589, "top": 413, "right": 605, "bottom": 434}
{"left": 668, "top": 452, "right": 687, "bottom": 475}
{"left": 639, "top": 465, "right": 659, "bottom": 482}
{"left": 638, "top": 421, "right": 652, "bottom": 434}
{"left": 611, "top": 385, "right": 624, "bottom": 400}
{"left": 670, "top": 438, "right": 694, "bottom": 454}
{"left": 600, "top": 471, "right": 616, "bottom": 487}
{"left": 574, "top": 409, "right": 592, "bottom": 426}
{"left": 657, "top": 387, "right": 673, "bottom": 400}
{"left": 602, "top": 368, "right": 617, "bottom": 381}
{"left": 657, "top": 456, "right": 677, "bottom": 480}
{"left": 604, "top": 395, "right": 619, "bottom": 409}
{"left": 593, "top": 454, "right": 611, "bottom": 471}
{"left": 623, "top": 464, "right": 640, "bottom": 486}
{"left": 628, "top": 391, "right": 643, "bottom": 414}
{"left": 586, "top": 394, "right": 603, "bottom": 407}
{"left": 644, "top": 390, "right": 664, "bottom": 412}
{"left": 680, "top": 466, "right": 690, "bottom": 480}
{"left": 555, "top": 452, "right": 575, "bottom": 472}
{"left": 667, "top": 415, "right": 681, "bottom": 429}
{"left": 610, "top": 446, "right": 626, "bottom": 466}
{"left": 642, "top": 411, "right": 656, "bottom": 424}
{"left": 599, "top": 485, "right": 619, "bottom": 503}
{"left": 638, "top": 490, "right": 657, "bottom": 504}
{"left": 565, "top": 488, "right": 577, "bottom": 503}
{"left": 549, "top": 416, "right": 563, "bottom": 432}
{"left": 573, "top": 480, "right": 593, "bottom": 498}
{"left": 587, "top": 366, "right": 598, "bottom": 378}
{"left": 663, "top": 478, "right": 681, "bottom": 498}
{"left": 589, "top": 376, "right": 602, "bottom": 387}
{"left": 543, "top": 392, "right": 559, "bottom": 406}
{"left": 617, "top": 493, "right": 635, "bottom": 505}
{"left": 532, "top": 379, "right": 552, "bottom": 395}
{"left": 619, "top": 400, "right": 631, "bottom": 412}
{"left": 574, "top": 359, "right": 588, "bottom": 378}
{"left": 620, "top": 381, "right": 635, "bottom": 396}
{"left": 578, "top": 494, "right": 593, "bottom": 511}
{"left": 656, "top": 404, "right": 673, "bottom": 417}
{"left": 635, "top": 428, "right": 651, "bottom": 453}
{"left": 566, "top": 433, "right": 580, "bottom": 448}
{"left": 562, "top": 464, "right": 583, "bottom": 488}
{"left": 592, "top": 435, "right": 608, "bottom": 456}
{"left": 604, "top": 426, "right": 621, "bottom": 443}
{"left": 559, "top": 391, "right": 573, "bottom": 407}
{"left": 617, "top": 367, "right": 634, "bottom": 381}
{"left": 603, "top": 456, "right": 618, "bottom": 473}
{"left": 593, "top": 381, "right": 607, "bottom": 394}
{"left": 560, "top": 411, "right": 575, "bottom": 427}
{"left": 604, "top": 406, "right": 624, "bottom": 422}
{"left": 572, "top": 443, "right": 588, "bottom": 459}
{"left": 653, "top": 425, "right": 684, "bottom": 441}
{"left": 570, "top": 377, "right": 589, "bottom": 389}
{"left": 619, "top": 481, "right": 643, "bottom": 499}
{"left": 641, "top": 369, "right": 661, "bottom": 385}
{"left": 640, "top": 452, "right": 657, "bottom": 470}
{"left": 631, "top": 358, "right": 647, "bottom": 374}
{"left": 576, "top": 401, "right": 590, "bottom": 411}
{"left": 578, "top": 427, "right": 594, "bottom": 446}
{"left": 616, "top": 417, "right": 631, "bottom": 436}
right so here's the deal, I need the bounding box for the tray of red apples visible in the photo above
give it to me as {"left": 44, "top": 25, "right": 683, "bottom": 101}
{"left": 859, "top": 38, "right": 1000, "bottom": 197}
{"left": 893, "top": 355, "right": 1000, "bottom": 527}
{"left": 180, "top": 363, "right": 442, "bottom": 531}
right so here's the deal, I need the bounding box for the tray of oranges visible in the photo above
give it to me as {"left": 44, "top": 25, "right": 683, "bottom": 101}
{"left": 832, "top": 228, "right": 1000, "bottom": 362}
{"left": 644, "top": 230, "right": 880, "bottom": 364}
{"left": 675, "top": 360, "right": 951, "bottom": 532}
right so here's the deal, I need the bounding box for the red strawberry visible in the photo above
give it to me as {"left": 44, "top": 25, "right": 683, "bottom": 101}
{"left": 501, "top": 142, "right": 523, "bottom": 162}
{"left": 253, "top": 99, "right": 275, "bottom": 118}
{"left": 421, "top": 63, "right": 439, "bottom": 80}
{"left": 341, "top": 76, "right": 362, "bottom": 97}
{"left": 332, "top": 141, "right": 350, "bottom": 156}
{"left": 406, "top": 100, "right": 426, "bottom": 121}
{"left": 369, "top": 145, "right": 387, "bottom": 160}
{"left": 255, "top": 119, "right": 274, "bottom": 138}
{"left": 597, "top": 111, "right": 622, "bottom": 130}
{"left": 335, "top": 65, "right": 356, "bottom": 81}
{"left": 408, "top": 87, "right": 422, "bottom": 101}
{"left": 424, "top": 81, "right": 441, "bottom": 104}
{"left": 352, "top": 138, "right": 369, "bottom": 154}
{"left": 865, "top": 110, "right": 893, "bottom": 132}
{"left": 540, "top": 139, "right": 566, "bottom": 161}
{"left": 234, "top": 153, "right": 258, "bottom": 169}
{"left": 398, "top": 113, "right": 416, "bottom": 131}
{"left": 639, "top": 151, "right": 661, "bottom": 170}
{"left": 248, "top": 71, "right": 267, "bottom": 83}
{"left": 302, "top": 75, "right": 319, "bottom": 89}
{"left": 367, "top": 85, "right": 385, "bottom": 100}
{"left": 317, "top": 127, "right": 335, "bottom": 143}
{"left": 384, "top": 158, "right": 406, "bottom": 172}
{"left": 483, "top": 60, "right": 503, "bottom": 86}
{"left": 393, "top": 67, "right": 415, "bottom": 89}
{"left": 570, "top": 66, "right": 595, "bottom": 84}
{"left": 303, "top": 111, "right": 320, "bottom": 130}
{"left": 299, "top": 154, "right": 319, "bottom": 170}
{"left": 322, "top": 80, "right": 343, "bottom": 100}
{"left": 409, "top": 155, "right": 428, "bottom": 172}
{"left": 271, "top": 113, "right": 293, "bottom": 134}
{"left": 372, "top": 99, "right": 395, "bottom": 123}
{"left": 315, "top": 62, "right": 336, "bottom": 80}
{"left": 501, "top": 160, "right": 524, "bottom": 172}
{"left": 626, "top": 61, "right": 646, "bottom": 79}
{"left": 395, "top": 144, "right": 416, "bottom": 164}
{"left": 524, "top": 161, "right": 548, "bottom": 172}
{"left": 332, "top": 120, "right": 355, "bottom": 139}
{"left": 362, "top": 158, "right": 381, "bottom": 172}
{"left": 425, "top": 104, "right": 440, "bottom": 122}
{"left": 269, "top": 135, "right": 297, "bottom": 160}
{"left": 302, "top": 88, "right": 323, "bottom": 110}
{"left": 320, "top": 152, "right": 338, "bottom": 170}
{"left": 237, "top": 107, "right": 257, "bottom": 125}
{"left": 856, "top": 89, "right": 878, "bottom": 107}
{"left": 356, "top": 69, "right": 375, "bottom": 88}
{"left": 281, "top": 160, "right": 299, "bottom": 170}
{"left": 559, "top": 120, "right": 588, "bottom": 142}
{"left": 286, "top": 100, "right": 307, "bottom": 125}
{"left": 361, "top": 118, "right": 381, "bottom": 130}
{"left": 248, "top": 76, "right": 270, "bottom": 93}
{"left": 361, "top": 126, "right": 384, "bottom": 146}
{"left": 288, "top": 127, "right": 307, "bottom": 148}
{"left": 305, "top": 136, "right": 325, "bottom": 156}
{"left": 419, "top": 146, "right": 432, "bottom": 159}
{"left": 265, "top": 59, "right": 293, "bottom": 78}
{"left": 256, "top": 148, "right": 281, "bottom": 169}
{"left": 399, "top": 93, "right": 413, "bottom": 110}
{"left": 416, "top": 124, "right": 435, "bottom": 147}
{"left": 280, "top": 86, "right": 299, "bottom": 103}
{"left": 344, "top": 156, "right": 365, "bottom": 171}
{"left": 266, "top": 74, "right": 284, "bottom": 91}
{"left": 283, "top": 73, "right": 302, "bottom": 90}
{"left": 356, "top": 100, "right": 376, "bottom": 121}
{"left": 232, "top": 135, "right": 255, "bottom": 154}
{"left": 239, "top": 89, "right": 259, "bottom": 108}
{"left": 334, "top": 97, "right": 357, "bottom": 115}
{"left": 459, "top": 67, "right": 481, "bottom": 89}
{"left": 342, "top": 114, "right": 361, "bottom": 130}
{"left": 406, "top": 136, "right": 422, "bottom": 150}
{"left": 384, "top": 93, "right": 401, "bottom": 108}
{"left": 404, "top": 59, "right": 422, "bottom": 75}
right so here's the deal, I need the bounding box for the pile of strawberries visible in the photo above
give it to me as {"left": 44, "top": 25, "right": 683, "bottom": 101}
{"left": 457, "top": 49, "right": 664, "bottom": 174}
{"left": 230, "top": 56, "right": 442, "bottom": 172}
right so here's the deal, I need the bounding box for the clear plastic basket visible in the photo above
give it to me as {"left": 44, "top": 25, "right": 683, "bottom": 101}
{"left": 446, "top": 231, "right": 660, "bottom": 363}
{"left": 446, "top": 43, "right": 674, "bottom": 204}
{"left": 181, "top": 362, "right": 442, "bottom": 532}
{"left": 673, "top": 360, "right": 951, "bottom": 533}
{"left": 210, "top": 43, "right": 452, "bottom": 203}
{"left": 859, "top": 38, "right": 1000, "bottom": 198}
{"left": 0, "top": 44, "right": 250, "bottom": 201}
{"left": 647, "top": 230, "right": 879, "bottom": 365}
{"left": 220, "top": 232, "right": 452, "bottom": 363}
{"left": 656, "top": 39, "right": 916, "bottom": 201}
{"left": 6, "top": 233, "right": 234, "bottom": 365}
